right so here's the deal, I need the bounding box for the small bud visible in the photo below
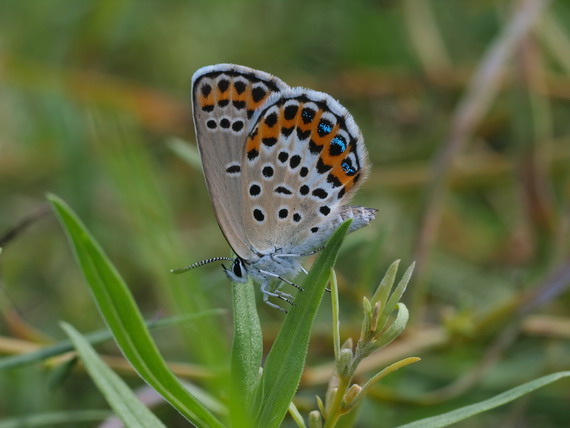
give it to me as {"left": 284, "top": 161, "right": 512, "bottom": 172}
{"left": 341, "top": 337, "right": 353, "bottom": 351}
{"left": 360, "top": 297, "right": 372, "bottom": 338}
{"left": 338, "top": 347, "right": 353, "bottom": 377}
{"left": 309, "top": 410, "right": 323, "bottom": 428}
{"left": 362, "top": 296, "right": 372, "bottom": 315}
{"left": 325, "top": 387, "right": 337, "bottom": 413}
{"left": 316, "top": 395, "right": 326, "bottom": 416}
{"left": 370, "top": 301, "right": 381, "bottom": 333}
{"left": 342, "top": 384, "right": 363, "bottom": 409}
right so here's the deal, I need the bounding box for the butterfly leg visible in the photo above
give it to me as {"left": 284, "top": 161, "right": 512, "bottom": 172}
{"left": 275, "top": 290, "right": 294, "bottom": 301}
{"left": 259, "top": 269, "right": 304, "bottom": 292}
{"left": 260, "top": 278, "right": 294, "bottom": 303}
{"left": 260, "top": 280, "right": 289, "bottom": 313}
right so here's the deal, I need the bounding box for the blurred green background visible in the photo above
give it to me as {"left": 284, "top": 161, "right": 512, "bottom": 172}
{"left": 1, "top": 0, "right": 569, "bottom": 426}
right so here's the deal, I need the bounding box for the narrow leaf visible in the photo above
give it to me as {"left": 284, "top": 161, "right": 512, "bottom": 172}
{"left": 397, "top": 371, "right": 570, "bottom": 428}
{"left": 0, "top": 311, "right": 224, "bottom": 371}
{"left": 167, "top": 137, "right": 202, "bottom": 171}
{"left": 48, "top": 194, "right": 223, "bottom": 428}
{"left": 230, "top": 278, "right": 262, "bottom": 426}
{"left": 372, "top": 303, "right": 409, "bottom": 352}
{"left": 378, "top": 262, "right": 414, "bottom": 331}
{"left": 0, "top": 411, "right": 111, "bottom": 428}
{"left": 62, "top": 323, "right": 166, "bottom": 428}
{"left": 330, "top": 269, "right": 341, "bottom": 360}
{"left": 254, "top": 221, "right": 352, "bottom": 428}
{"left": 371, "top": 260, "right": 400, "bottom": 307}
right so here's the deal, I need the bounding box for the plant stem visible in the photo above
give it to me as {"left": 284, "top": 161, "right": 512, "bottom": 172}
{"left": 323, "top": 375, "right": 350, "bottom": 428}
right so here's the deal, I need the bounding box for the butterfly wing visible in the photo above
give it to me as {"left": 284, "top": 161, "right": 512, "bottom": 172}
{"left": 240, "top": 87, "right": 375, "bottom": 255}
{"left": 191, "top": 64, "right": 289, "bottom": 258}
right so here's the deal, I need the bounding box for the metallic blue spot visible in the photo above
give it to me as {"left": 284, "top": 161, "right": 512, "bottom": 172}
{"left": 341, "top": 161, "right": 356, "bottom": 175}
{"left": 318, "top": 122, "right": 333, "bottom": 135}
{"left": 331, "top": 136, "right": 347, "bottom": 153}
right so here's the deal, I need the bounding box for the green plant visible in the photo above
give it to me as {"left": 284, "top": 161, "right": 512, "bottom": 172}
{"left": 309, "top": 262, "right": 420, "bottom": 427}
{"left": 20, "top": 194, "right": 568, "bottom": 428}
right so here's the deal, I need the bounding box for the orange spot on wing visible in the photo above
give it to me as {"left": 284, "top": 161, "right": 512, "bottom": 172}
{"left": 246, "top": 88, "right": 270, "bottom": 111}
{"left": 231, "top": 81, "right": 248, "bottom": 104}
{"left": 216, "top": 88, "right": 230, "bottom": 104}
{"left": 246, "top": 131, "right": 261, "bottom": 152}
{"left": 261, "top": 121, "right": 279, "bottom": 140}
{"left": 199, "top": 92, "right": 214, "bottom": 107}
{"left": 330, "top": 152, "right": 356, "bottom": 185}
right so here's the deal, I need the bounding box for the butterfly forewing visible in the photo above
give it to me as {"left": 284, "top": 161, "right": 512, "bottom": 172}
{"left": 191, "top": 64, "right": 289, "bottom": 258}
{"left": 240, "top": 87, "right": 371, "bottom": 255}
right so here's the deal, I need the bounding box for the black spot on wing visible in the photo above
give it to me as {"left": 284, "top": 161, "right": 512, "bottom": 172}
{"left": 281, "top": 126, "right": 294, "bottom": 137}
{"left": 316, "top": 158, "right": 332, "bottom": 174}
{"left": 296, "top": 128, "right": 311, "bottom": 141}
{"left": 232, "top": 120, "right": 244, "bottom": 132}
{"left": 226, "top": 164, "right": 240, "bottom": 174}
{"left": 312, "top": 188, "right": 328, "bottom": 199}
{"left": 252, "top": 86, "right": 267, "bottom": 103}
{"left": 253, "top": 208, "right": 265, "bottom": 222}
{"left": 329, "top": 135, "right": 347, "bottom": 156}
{"left": 218, "top": 79, "right": 230, "bottom": 92}
{"left": 327, "top": 174, "right": 342, "bottom": 188}
{"left": 264, "top": 112, "right": 278, "bottom": 127}
{"left": 317, "top": 119, "right": 333, "bottom": 137}
{"left": 309, "top": 139, "right": 322, "bottom": 155}
{"left": 249, "top": 184, "right": 261, "bottom": 196}
{"left": 201, "top": 84, "right": 212, "bottom": 97}
{"left": 284, "top": 105, "right": 298, "bottom": 120}
{"left": 275, "top": 186, "right": 293, "bottom": 195}
{"left": 234, "top": 80, "right": 246, "bottom": 94}
{"left": 301, "top": 107, "right": 315, "bottom": 124}
{"left": 247, "top": 149, "right": 259, "bottom": 160}
{"left": 289, "top": 155, "right": 301, "bottom": 169}
{"left": 262, "top": 137, "right": 277, "bottom": 147}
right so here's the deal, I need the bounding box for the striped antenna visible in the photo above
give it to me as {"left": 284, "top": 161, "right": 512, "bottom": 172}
{"left": 170, "top": 257, "right": 234, "bottom": 274}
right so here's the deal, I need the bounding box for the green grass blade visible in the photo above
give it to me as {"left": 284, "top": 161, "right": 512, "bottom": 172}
{"left": 254, "top": 221, "right": 352, "bottom": 428}
{"left": 0, "top": 311, "right": 224, "bottom": 371}
{"left": 397, "top": 371, "right": 570, "bottom": 428}
{"left": 167, "top": 137, "right": 203, "bottom": 171}
{"left": 47, "top": 194, "right": 224, "bottom": 428}
{"left": 0, "top": 411, "right": 111, "bottom": 428}
{"left": 61, "top": 322, "right": 166, "bottom": 428}
{"left": 230, "top": 278, "right": 262, "bottom": 426}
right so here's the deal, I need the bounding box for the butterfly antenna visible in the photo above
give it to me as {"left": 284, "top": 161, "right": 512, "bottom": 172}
{"left": 170, "top": 257, "right": 234, "bottom": 274}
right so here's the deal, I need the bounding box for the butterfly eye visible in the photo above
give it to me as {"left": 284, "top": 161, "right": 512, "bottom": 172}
{"left": 232, "top": 259, "right": 246, "bottom": 278}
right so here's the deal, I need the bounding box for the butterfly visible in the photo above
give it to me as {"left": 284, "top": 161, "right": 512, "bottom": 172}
{"left": 175, "top": 64, "right": 376, "bottom": 311}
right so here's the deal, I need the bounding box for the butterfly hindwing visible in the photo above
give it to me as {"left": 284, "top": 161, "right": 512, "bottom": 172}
{"left": 240, "top": 87, "right": 373, "bottom": 255}
{"left": 191, "top": 64, "right": 289, "bottom": 258}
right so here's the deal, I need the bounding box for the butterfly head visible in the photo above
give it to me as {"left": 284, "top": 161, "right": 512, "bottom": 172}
{"left": 223, "top": 257, "right": 249, "bottom": 283}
